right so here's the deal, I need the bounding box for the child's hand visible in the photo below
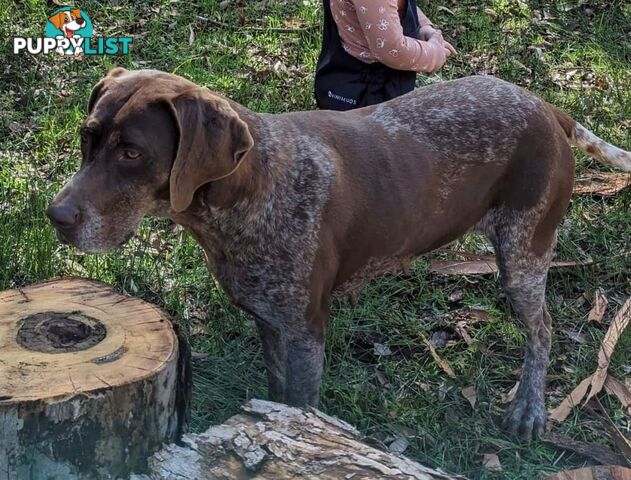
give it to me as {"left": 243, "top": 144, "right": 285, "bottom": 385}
{"left": 423, "top": 35, "right": 449, "bottom": 73}
{"left": 443, "top": 40, "right": 457, "bottom": 56}
{"left": 420, "top": 26, "right": 457, "bottom": 58}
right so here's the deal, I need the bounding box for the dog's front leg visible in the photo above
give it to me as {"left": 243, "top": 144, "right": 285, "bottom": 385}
{"left": 254, "top": 317, "right": 324, "bottom": 407}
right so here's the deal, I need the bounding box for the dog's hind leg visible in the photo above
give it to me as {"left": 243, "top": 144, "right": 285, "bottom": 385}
{"left": 483, "top": 200, "right": 564, "bottom": 440}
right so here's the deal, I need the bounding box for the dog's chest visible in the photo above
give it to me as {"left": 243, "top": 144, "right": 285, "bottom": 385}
{"left": 199, "top": 149, "right": 336, "bottom": 323}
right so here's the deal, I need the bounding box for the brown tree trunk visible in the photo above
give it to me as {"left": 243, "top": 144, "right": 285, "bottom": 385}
{"left": 134, "top": 399, "right": 467, "bottom": 480}
{"left": 0, "top": 278, "right": 191, "bottom": 479}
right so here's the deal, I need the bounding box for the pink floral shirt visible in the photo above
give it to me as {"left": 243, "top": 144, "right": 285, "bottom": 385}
{"left": 331, "top": 0, "right": 438, "bottom": 72}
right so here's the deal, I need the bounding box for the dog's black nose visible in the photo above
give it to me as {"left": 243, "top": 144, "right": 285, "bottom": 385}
{"left": 76, "top": 16, "right": 85, "bottom": 25}
{"left": 47, "top": 204, "right": 80, "bottom": 229}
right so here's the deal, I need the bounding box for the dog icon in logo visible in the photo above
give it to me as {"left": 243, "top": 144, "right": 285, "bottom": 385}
{"left": 46, "top": 8, "right": 92, "bottom": 55}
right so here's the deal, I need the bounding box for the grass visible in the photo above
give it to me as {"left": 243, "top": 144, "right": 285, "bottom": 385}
{"left": 1, "top": 0, "right": 629, "bottom": 478}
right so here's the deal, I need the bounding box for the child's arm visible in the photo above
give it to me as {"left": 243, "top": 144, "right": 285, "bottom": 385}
{"left": 350, "top": 0, "right": 448, "bottom": 73}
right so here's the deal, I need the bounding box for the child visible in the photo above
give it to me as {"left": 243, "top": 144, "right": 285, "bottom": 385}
{"left": 315, "top": 0, "right": 455, "bottom": 110}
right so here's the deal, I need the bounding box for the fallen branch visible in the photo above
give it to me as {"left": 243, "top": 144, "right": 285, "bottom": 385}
{"left": 133, "top": 399, "right": 467, "bottom": 479}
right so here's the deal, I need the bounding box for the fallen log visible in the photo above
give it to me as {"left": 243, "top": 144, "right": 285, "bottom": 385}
{"left": 134, "top": 399, "right": 467, "bottom": 479}
{"left": 0, "top": 278, "right": 191, "bottom": 479}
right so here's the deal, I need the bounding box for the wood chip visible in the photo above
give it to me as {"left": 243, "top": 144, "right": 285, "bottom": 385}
{"left": 461, "top": 386, "right": 477, "bottom": 408}
{"left": 588, "top": 289, "right": 609, "bottom": 323}
{"left": 482, "top": 453, "right": 502, "bottom": 472}
{"left": 545, "top": 466, "right": 631, "bottom": 480}
{"left": 573, "top": 170, "right": 631, "bottom": 196}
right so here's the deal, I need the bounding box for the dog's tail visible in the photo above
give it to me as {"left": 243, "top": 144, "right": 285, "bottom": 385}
{"left": 548, "top": 103, "right": 631, "bottom": 172}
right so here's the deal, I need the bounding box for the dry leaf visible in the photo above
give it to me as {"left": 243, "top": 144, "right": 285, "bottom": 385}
{"left": 188, "top": 25, "right": 195, "bottom": 46}
{"left": 550, "top": 298, "right": 631, "bottom": 422}
{"left": 500, "top": 381, "right": 520, "bottom": 404}
{"left": 585, "top": 298, "right": 631, "bottom": 404}
{"left": 545, "top": 466, "right": 631, "bottom": 480}
{"left": 430, "top": 258, "right": 497, "bottom": 275}
{"left": 422, "top": 336, "right": 456, "bottom": 379}
{"left": 455, "top": 321, "right": 474, "bottom": 345}
{"left": 563, "top": 328, "right": 588, "bottom": 344}
{"left": 461, "top": 385, "right": 477, "bottom": 408}
{"left": 588, "top": 289, "right": 609, "bottom": 323}
{"left": 574, "top": 170, "right": 631, "bottom": 196}
{"left": 418, "top": 382, "right": 430, "bottom": 392}
{"left": 604, "top": 375, "right": 631, "bottom": 415}
{"left": 431, "top": 254, "right": 592, "bottom": 276}
{"left": 542, "top": 432, "right": 627, "bottom": 466}
{"left": 549, "top": 375, "right": 593, "bottom": 423}
{"left": 482, "top": 453, "right": 502, "bottom": 472}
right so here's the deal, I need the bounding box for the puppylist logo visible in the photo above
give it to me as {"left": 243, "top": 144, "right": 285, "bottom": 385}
{"left": 13, "top": 7, "right": 132, "bottom": 56}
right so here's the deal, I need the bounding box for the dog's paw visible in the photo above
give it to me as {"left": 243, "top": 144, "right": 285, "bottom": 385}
{"left": 502, "top": 396, "right": 546, "bottom": 442}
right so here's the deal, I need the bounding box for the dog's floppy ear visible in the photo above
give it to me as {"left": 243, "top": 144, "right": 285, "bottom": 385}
{"left": 167, "top": 90, "right": 254, "bottom": 213}
{"left": 87, "top": 67, "right": 128, "bottom": 113}
{"left": 48, "top": 12, "right": 65, "bottom": 30}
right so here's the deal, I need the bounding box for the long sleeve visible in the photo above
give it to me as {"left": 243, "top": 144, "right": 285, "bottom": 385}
{"left": 417, "top": 7, "right": 433, "bottom": 27}
{"left": 350, "top": 0, "right": 443, "bottom": 72}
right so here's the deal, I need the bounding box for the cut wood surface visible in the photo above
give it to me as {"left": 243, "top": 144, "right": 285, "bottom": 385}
{"left": 133, "top": 399, "right": 467, "bottom": 480}
{"left": 0, "top": 278, "right": 191, "bottom": 479}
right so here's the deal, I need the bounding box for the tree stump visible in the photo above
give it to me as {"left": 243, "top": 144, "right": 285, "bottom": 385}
{"left": 135, "top": 399, "right": 467, "bottom": 480}
{"left": 0, "top": 278, "right": 191, "bottom": 479}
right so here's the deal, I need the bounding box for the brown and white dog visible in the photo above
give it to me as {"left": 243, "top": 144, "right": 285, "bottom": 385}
{"left": 47, "top": 68, "right": 630, "bottom": 441}
{"left": 48, "top": 9, "right": 85, "bottom": 55}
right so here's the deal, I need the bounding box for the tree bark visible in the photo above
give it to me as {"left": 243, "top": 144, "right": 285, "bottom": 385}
{"left": 135, "top": 399, "right": 467, "bottom": 480}
{"left": 0, "top": 278, "right": 191, "bottom": 480}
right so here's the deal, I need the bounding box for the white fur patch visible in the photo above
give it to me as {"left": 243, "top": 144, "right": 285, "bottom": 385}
{"left": 572, "top": 123, "right": 631, "bottom": 172}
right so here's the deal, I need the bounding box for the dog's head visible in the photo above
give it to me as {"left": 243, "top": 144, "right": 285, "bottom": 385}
{"left": 48, "top": 9, "right": 85, "bottom": 33}
{"left": 47, "top": 68, "right": 254, "bottom": 253}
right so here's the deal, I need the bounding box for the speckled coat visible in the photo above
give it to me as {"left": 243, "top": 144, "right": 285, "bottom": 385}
{"left": 48, "top": 69, "right": 631, "bottom": 440}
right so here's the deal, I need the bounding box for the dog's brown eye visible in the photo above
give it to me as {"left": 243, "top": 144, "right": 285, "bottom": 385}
{"left": 124, "top": 150, "right": 141, "bottom": 159}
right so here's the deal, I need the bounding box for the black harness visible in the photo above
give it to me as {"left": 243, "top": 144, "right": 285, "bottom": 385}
{"left": 314, "top": 0, "right": 421, "bottom": 111}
